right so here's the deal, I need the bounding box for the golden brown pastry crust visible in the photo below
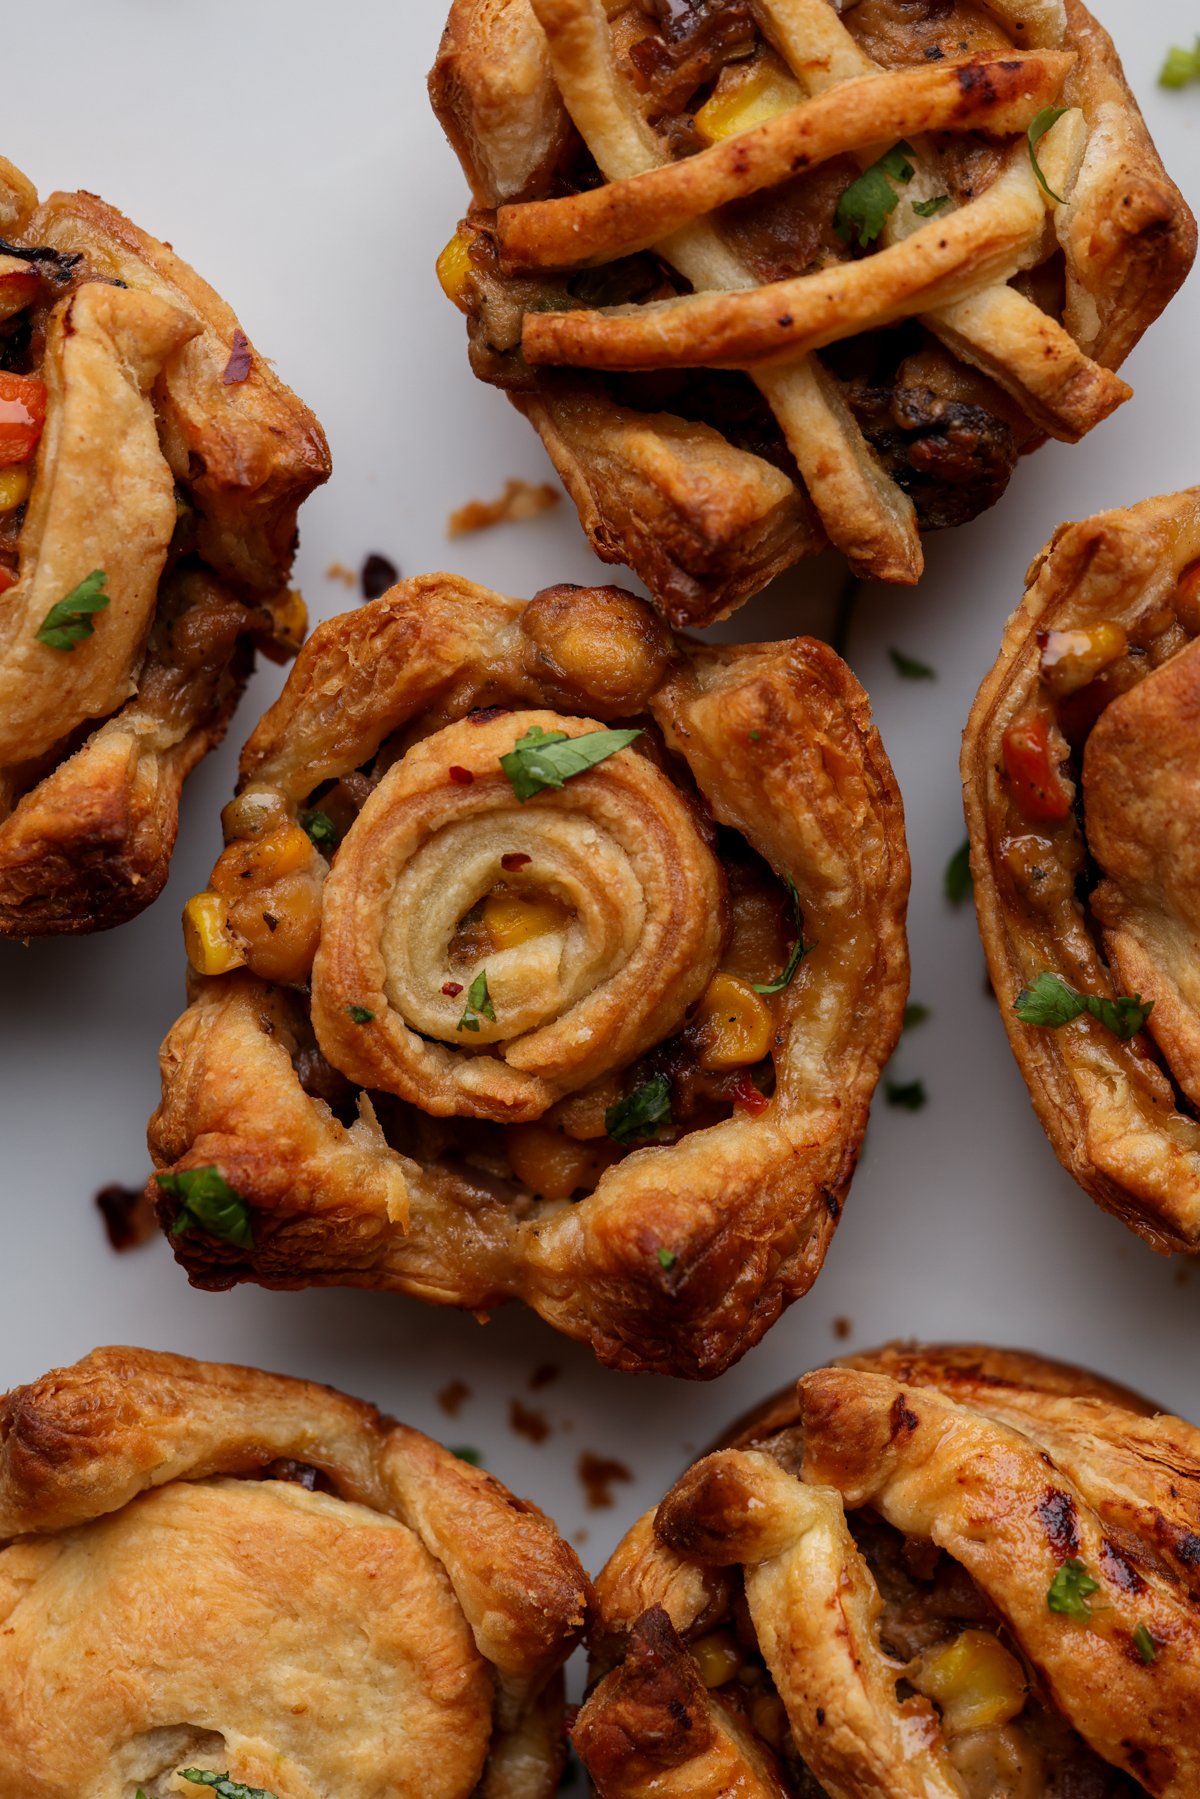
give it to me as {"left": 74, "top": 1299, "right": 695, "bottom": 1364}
{"left": 575, "top": 1341, "right": 1200, "bottom": 1798}
{"left": 962, "top": 489, "right": 1200, "bottom": 1254}
{"left": 0, "top": 163, "right": 329, "bottom": 935}
{"left": 429, "top": 0, "right": 1193, "bottom": 626}
{"left": 0, "top": 1346, "right": 589, "bottom": 1799}
{"left": 148, "top": 572, "right": 909, "bottom": 1377}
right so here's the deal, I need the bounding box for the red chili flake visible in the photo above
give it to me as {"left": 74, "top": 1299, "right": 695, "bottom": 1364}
{"left": 442, "top": 981, "right": 464, "bottom": 998}
{"left": 467, "top": 705, "right": 511, "bottom": 725}
{"left": 501, "top": 852, "right": 532, "bottom": 871}
{"left": 0, "top": 567, "right": 15, "bottom": 596}
{"left": 728, "top": 1070, "right": 769, "bottom": 1115}
{"left": 222, "top": 328, "right": 253, "bottom": 386}
{"left": 448, "top": 765, "right": 475, "bottom": 785}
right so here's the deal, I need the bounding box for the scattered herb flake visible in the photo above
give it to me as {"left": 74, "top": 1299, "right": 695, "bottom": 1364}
{"left": 889, "top": 646, "right": 936, "bottom": 680}
{"left": 1160, "top": 40, "right": 1200, "bottom": 87}
{"left": 1013, "top": 972, "right": 1154, "bottom": 1042}
{"left": 1028, "top": 106, "right": 1069, "bottom": 203}
{"left": 346, "top": 1005, "right": 375, "bottom": 1024}
{"left": 903, "top": 1003, "right": 931, "bottom": 1031}
{"left": 35, "top": 569, "right": 109, "bottom": 651}
{"left": 886, "top": 1078, "right": 927, "bottom": 1112}
{"left": 458, "top": 968, "right": 496, "bottom": 1033}
{"left": 749, "top": 729, "right": 761, "bottom": 742}
{"left": 157, "top": 1166, "right": 254, "bottom": 1249}
{"left": 300, "top": 809, "right": 339, "bottom": 853}
{"left": 221, "top": 329, "right": 253, "bottom": 386}
{"left": 835, "top": 141, "right": 916, "bottom": 248}
{"left": 945, "top": 840, "right": 973, "bottom": 905}
{"left": 499, "top": 724, "right": 642, "bottom": 802}
{"left": 451, "top": 1445, "right": 482, "bottom": 1466}
{"left": 657, "top": 1247, "right": 677, "bottom": 1271}
{"left": 754, "top": 878, "right": 814, "bottom": 996}
{"left": 606, "top": 1074, "right": 673, "bottom": 1145}
{"left": 1134, "top": 1623, "right": 1158, "bottom": 1665}
{"left": 1047, "top": 1558, "right": 1101, "bottom": 1621}
{"left": 179, "top": 1774, "right": 279, "bottom": 1799}
{"left": 912, "top": 194, "right": 951, "bottom": 217}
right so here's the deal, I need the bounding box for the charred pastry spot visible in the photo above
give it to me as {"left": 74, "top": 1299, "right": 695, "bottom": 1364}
{"left": 1037, "top": 1487, "right": 1080, "bottom": 1558}
{"left": 889, "top": 1394, "right": 920, "bottom": 1438}
{"left": 467, "top": 705, "right": 511, "bottom": 725}
{"left": 822, "top": 1187, "right": 842, "bottom": 1220}
{"left": 1100, "top": 1538, "right": 1147, "bottom": 1595}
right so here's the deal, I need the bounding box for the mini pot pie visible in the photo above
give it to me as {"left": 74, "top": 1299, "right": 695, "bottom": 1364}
{"left": 0, "top": 1346, "right": 589, "bottom": 1798}
{"left": 574, "top": 1340, "right": 1200, "bottom": 1798}
{"left": 148, "top": 574, "right": 909, "bottom": 1378}
{"left": 962, "top": 490, "right": 1200, "bottom": 1257}
{"left": 0, "top": 156, "right": 329, "bottom": 934}
{"left": 430, "top": 0, "right": 1195, "bottom": 626}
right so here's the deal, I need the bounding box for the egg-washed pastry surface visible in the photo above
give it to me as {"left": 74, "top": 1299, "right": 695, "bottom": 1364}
{"left": 574, "top": 1341, "right": 1200, "bottom": 1799}
{"left": 963, "top": 489, "right": 1200, "bottom": 1257}
{"left": 430, "top": 0, "right": 1194, "bottom": 627}
{"left": 0, "top": 1346, "right": 589, "bottom": 1799}
{"left": 148, "top": 574, "right": 909, "bottom": 1378}
{"left": 0, "top": 156, "right": 329, "bottom": 934}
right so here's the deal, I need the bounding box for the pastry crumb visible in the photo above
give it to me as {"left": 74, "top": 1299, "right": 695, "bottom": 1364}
{"left": 325, "top": 561, "right": 357, "bottom": 586}
{"left": 579, "top": 1450, "right": 633, "bottom": 1510}
{"left": 95, "top": 1182, "right": 155, "bottom": 1252}
{"left": 361, "top": 552, "right": 399, "bottom": 600}
{"left": 437, "top": 1379, "right": 472, "bottom": 1417}
{"left": 510, "top": 1399, "right": 552, "bottom": 1444}
{"left": 833, "top": 1315, "right": 853, "bottom": 1340}
{"left": 529, "top": 1361, "right": 561, "bottom": 1391}
{"left": 448, "top": 478, "right": 560, "bottom": 538}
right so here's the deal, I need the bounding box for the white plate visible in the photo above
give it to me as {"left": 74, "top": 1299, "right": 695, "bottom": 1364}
{"left": 3, "top": 0, "right": 1198, "bottom": 1673}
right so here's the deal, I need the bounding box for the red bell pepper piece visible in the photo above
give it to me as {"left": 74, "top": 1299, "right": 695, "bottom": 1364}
{"left": 0, "top": 370, "right": 47, "bottom": 469}
{"left": 1002, "top": 716, "right": 1073, "bottom": 823}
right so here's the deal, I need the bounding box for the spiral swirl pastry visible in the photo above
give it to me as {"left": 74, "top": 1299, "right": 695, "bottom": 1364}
{"left": 962, "top": 490, "right": 1200, "bottom": 1255}
{"left": 430, "top": 0, "right": 1194, "bottom": 625}
{"left": 149, "top": 574, "right": 909, "bottom": 1376}
{"left": 0, "top": 156, "right": 329, "bottom": 934}
{"left": 0, "top": 1346, "right": 588, "bottom": 1799}
{"left": 574, "top": 1341, "right": 1200, "bottom": 1798}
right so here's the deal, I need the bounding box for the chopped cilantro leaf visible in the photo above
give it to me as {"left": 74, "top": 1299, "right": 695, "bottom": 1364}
{"left": 1013, "top": 972, "right": 1153, "bottom": 1042}
{"left": 606, "top": 1074, "right": 672, "bottom": 1145}
{"left": 157, "top": 1166, "right": 253, "bottom": 1248}
{"left": 179, "top": 1772, "right": 279, "bottom": 1799}
{"left": 944, "top": 840, "right": 973, "bottom": 905}
{"left": 500, "top": 724, "right": 641, "bottom": 802}
{"left": 886, "top": 1078, "right": 927, "bottom": 1112}
{"left": 1028, "top": 106, "right": 1069, "bottom": 202}
{"left": 35, "top": 569, "right": 109, "bottom": 651}
{"left": 457, "top": 968, "right": 495, "bottom": 1033}
{"left": 657, "top": 1247, "right": 677, "bottom": 1271}
{"left": 1134, "top": 1623, "right": 1158, "bottom": 1665}
{"left": 835, "top": 141, "right": 916, "bottom": 248}
{"left": 912, "top": 194, "right": 950, "bottom": 218}
{"left": 1047, "top": 1558, "right": 1101, "bottom": 1621}
{"left": 889, "top": 646, "right": 935, "bottom": 680}
{"left": 346, "top": 1004, "right": 375, "bottom": 1024}
{"left": 1160, "top": 39, "right": 1200, "bottom": 87}
{"left": 754, "top": 878, "right": 814, "bottom": 995}
{"left": 903, "top": 1003, "right": 930, "bottom": 1031}
{"left": 451, "top": 1445, "right": 482, "bottom": 1466}
{"left": 300, "top": 809, "right": 340, "bottom": 852}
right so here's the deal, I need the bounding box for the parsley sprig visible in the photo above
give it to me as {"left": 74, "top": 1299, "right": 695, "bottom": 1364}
{"left": 1047, "top": 1558, "right": 1101, "bottom": 1620}
{"left": 178, "top": 1773, "right": 280, "bottom": 1799}
{"left": 606, "top": 1074, "right": 673, "bottom": 1145}
{"left": 457, "top": 968, "right": 495, "bottom": 1033}
{"left": 35, "top": 569, "right": 109, "bottom": 650}
{"left": 835, "top": 142, "right": 915, "bottom": 248}
{"left": 754, "top": 878, "right": 813, "bottom": 996}
{"left": 1014, "top": 972, "right": 1154, "bottom": 1043}
{"left": 889, "top": 646, "right": 935, "bottom": 681}
{"left": 500, "top": 724, "right": 641, "bottom": 802}
{"left": 156, "top": 1166, "right": 254, "bottom": 1248}
{"left": 1028, "top": 106, "right": 1069, "bottom": 203}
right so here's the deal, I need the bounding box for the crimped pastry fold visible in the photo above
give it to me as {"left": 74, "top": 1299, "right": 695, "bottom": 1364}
{"left": 149, "top": 573, "right": 909, "bottom": 1377}
{"left": 0, "top": 1347, "right": 589, "bottom": 1799}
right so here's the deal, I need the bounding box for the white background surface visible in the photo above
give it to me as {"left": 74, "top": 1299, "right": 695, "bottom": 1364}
{"left": 2, "top": 0, "right": 1198, "bottom": 1646}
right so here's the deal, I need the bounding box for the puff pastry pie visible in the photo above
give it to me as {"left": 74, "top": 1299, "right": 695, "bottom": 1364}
{"left": 0, "top": 157, "right": 329, "bottom": 934}
{"left": 0, "top": 1346, "right": 588, "bottom": 1798}
{"left": 574, "top": 1340, "right": 1200, "bottom": 1798}
{"left": 963, "top": 489, "right": 1200, "bottom": 1257}
{"left": 430, "top": 0, "right": 1194, "bottom": 626}
{"left": 148, "top": 574, "right": 909, "bottom": 1377}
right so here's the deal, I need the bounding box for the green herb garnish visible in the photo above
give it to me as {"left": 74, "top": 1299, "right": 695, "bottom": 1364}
{"left": 657, "top": 1247, "right": 677, "bottom": 1271}
{"left": 300, "top": 809, "right": 340, "bottom": 852}
{"left": 451, "top": 1445, "right": 482, "bottom": 1466}
{"left": 457, "top": 968, "right": 496, "bottom": 1033}
{"left": 156, "top": 1167, "right": 254, "bottom": 1248}
{"left": 754, "top": 878, "right": 813, "bottom": 996}
{"left": 35, "top": 569, "right": 109, "bottom": 650}
{"left": 606, "top": 1074, "right": 673, "bottom": 1145}
{"left": 1047, "top": 1558, "right": 1101, "bottom": 1620}
{"left": 179, "top": 1772, "right": 279, "bottom": 1799}
{"left": 1160, "top": 39, "right": 1200, "bottom": 87}
{"left": 886, "top": 1078, "right": 927, "bottom": 1112}
{"left": 889, "top": 646, "right": 935, "bottom": 680}
{"left": 835, "top": 141, "right": 916, "bottom": 248}
{"left": 1013, "top": 972, "right": 1154, "bottom": 1043}
{"left": 903, "top": 1003, "right": 930, "bottom": 1031}
{"left": 499, "top": 724, "right": 642, "bottom": 802}
{"left": 1028, "top": 106, "right": 1069, "bottom": 202}
{"left": 912, "top": 194, "right": 951, "bottom": 218}
{"left": 944, "top": 840, "right": 973, "bottom": 905}
{"left": 346, "top": 1004, "right": 375, "bottom": 1024}
{"left": 1134, "top": 1623, "right": 1158, "bottom": 1664}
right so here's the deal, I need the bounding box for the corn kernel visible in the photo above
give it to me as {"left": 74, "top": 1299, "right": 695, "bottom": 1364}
{"left": 0, "top": 465, "right": 29, "bottom": 513}
{"left": 695, "top": 972, "right": 774, "bottom": 1070}
{"left": 750, "top": 1689, "right": 789, "bottom": 1751}
{"left": 695, "top": 60, "right": 802, "bottom": 145}
{"left": 913, "top": 1630, "right": 1027, "bottom": 1736}
{"left": 691, "top": 1631, "right": 742, "bottom": 1689}
{"left": 183, "top": 892, "right": 246, "bottom": 977}
{"left": 482, "top": 889, "right": 570, "bottom": 952}
{"left": 505, "top": 1122, "right": 616, "bottom": 1201}
{"left": 1039, "top": 622, "right": 1127, "bottom": 697}
{"left": 212, "top": 822, "right": 315, "bottom": 893}
{"left": 437, "top": 232, "right": 475, "bottom": 311}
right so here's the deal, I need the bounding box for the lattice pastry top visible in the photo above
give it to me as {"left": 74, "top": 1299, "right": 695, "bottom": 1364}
{"left": 432, "top": 0, "right": 1195, "bottom": 625}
